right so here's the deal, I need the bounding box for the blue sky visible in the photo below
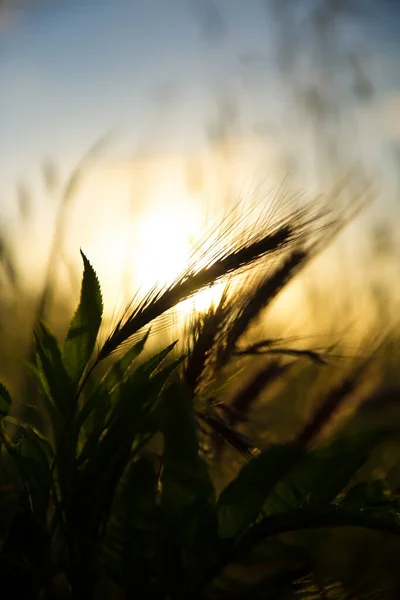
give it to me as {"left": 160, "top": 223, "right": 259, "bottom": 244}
{"left": 1, "top": 0, "right": 400, "bottom": 213}
{"left": 0, "top": 1, "right": 275, "bottom": 177}
{"left": 1, "top": 1, "right": 397, "bottom": 168}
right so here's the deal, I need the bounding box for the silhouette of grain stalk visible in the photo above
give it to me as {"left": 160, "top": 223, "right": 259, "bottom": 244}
{"left": 178, "top": 182, "right": 371, "bottom": 458}
{"left": 99, "top": 203, "right": 329, "bottom": 361}
{"left": 183, "top": 286, "right": 232, "bottom": 397}
{"left": 50, "top": 182, "right": 370, "bottom": 497}
{"left": 189, "top": 352, "right": 379, "bottom": 598}
{"left": 68, "top": 179, "right": 369, "bottom": 421}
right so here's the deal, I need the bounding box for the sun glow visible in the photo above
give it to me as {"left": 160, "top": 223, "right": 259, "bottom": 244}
{"left": 84, "top": 192, "right": 225, "bottom": 323}
{"left": 134, "top": 204, "right": 196, "bottom": 289}
{"left": 63, "top": 141, "right": 285, "bottom": 324}
{"left": 132, "top": 202, "right": 224, "bottom": 318}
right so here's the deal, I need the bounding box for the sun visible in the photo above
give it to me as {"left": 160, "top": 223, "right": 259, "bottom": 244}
{"left": 85, "top": 197, "right": 224, "bottom": 320}
{"left": 76, "top": 175, "right": 225, "bottom": 322}
{"left": 133, "top": 205, "right": 195, "bottom": 290}
{"left": 132, "top": 203, "right": 225, "bottom": 315}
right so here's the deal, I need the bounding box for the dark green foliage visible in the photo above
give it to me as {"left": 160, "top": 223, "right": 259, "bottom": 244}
{"left": 263, "top": 430, "right": 390, "bottom": 515}
{"left": 63, "top": 251, "right": 103, "bottom": 386}
{"left": 102, "top": 454, "right": 162, "bottom": 594}
{"left": 217, "top": 443, "right": 301, "bottom": 539}
{"left": 1, "top": 417, "right": 52, "bottom": 525}
{"left": 0, "top": 383, "right": 12, "bottom": 419}
{"left": 161, "top": 381, "right": 215, "bottom": 521}
{"left": 0, "top": 232, "right": 398, "bottom": 599}
{"left": 35, "top": 321, "right": 75, "bottom": 421}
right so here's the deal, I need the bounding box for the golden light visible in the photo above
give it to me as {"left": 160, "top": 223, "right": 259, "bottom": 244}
{"left": 177, "top": 283, "right": 226, "bottom": 316}
{"left": 29, "top": 140, "right": 293, "bottom": 330}
{"left": 132, "top": 202, "right": 225, "bottom": 320}
{"left": 134, "top": 204, "right": 195, "bottom": 290}
{"left": 81, "top": 191, "right": 227, "bottom": 322}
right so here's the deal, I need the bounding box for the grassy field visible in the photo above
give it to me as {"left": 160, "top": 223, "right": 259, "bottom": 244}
{"left": 0, "top": 162, "right": 399, "bottom": 599}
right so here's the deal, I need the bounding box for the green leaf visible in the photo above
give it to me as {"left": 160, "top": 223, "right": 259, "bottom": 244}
{"left": 217, "top": 443, "right": 300, "bottom": 539}
{"left": 0, "top": 382, "right": 12, "bottom": 419}
{"left": 33, "top": 324, "right": 77, "bottom": 503}
{"left": 63, "top": 251, "right": 103, "bottom": 385}
{"left": 105, "top": 454, "right": 159, "bottom": 551}
{"left": 1, "top": 417, "right": 53, "bottom": 526}
{"left": 77, "top": 342, "right": 180, "bottom": 468}
{"left": 35, "top": 321, "right": 74, "bottom": 421}
{"left": 23, "top": 360, "right": 66, "bottom": 449}
{"left": 160, "top": 381, "right": 215, "bottom": 525}
{"left": 234, "top": 505, "right": 400, "bottom": 559}
{"left": 124, "top": 454, "right": 160, "bottom": 530}
{"left": 77, "top": 330, "right": 150, "bottom": 431}
{"left": 0, "top": 450, "right": 25, "bottom": 545}
{"left": 339, "top": 480, "right": 397, "bottom": 510}
{"left": 136, "top": 341, "right": 179, "bottom": 378}
{"left": 263, "top": 430, "right": 389, "bottom": 515}
{"left": 105, "top": 353, "right": 183, "bottom": 446}
{"left": 103, "top": 344, "right": 182, "bottom": 438}
{"left": 159, "top": 381, "right": 218, "bottom": 596}
{"left": 73, "top": 345, "right": 183, "bottom": 541}
{"left": 102, "top": 455, "right": 161, "bottom": 592}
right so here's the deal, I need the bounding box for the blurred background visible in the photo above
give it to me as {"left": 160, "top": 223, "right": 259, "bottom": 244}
{"left": 0, "top": 0, "right": 400, "bottom": 395}
{"left": 2, "top": 4, "right": 400, "bottom": 595}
